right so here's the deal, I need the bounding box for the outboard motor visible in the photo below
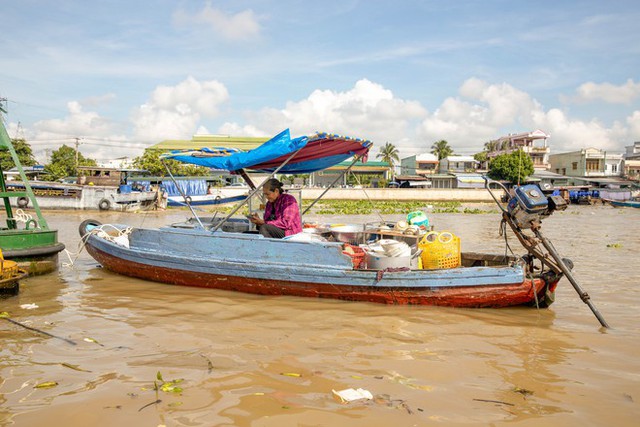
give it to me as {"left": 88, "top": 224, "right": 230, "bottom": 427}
{"left": 507, "top": 184, "right": 549, "bottom": 229}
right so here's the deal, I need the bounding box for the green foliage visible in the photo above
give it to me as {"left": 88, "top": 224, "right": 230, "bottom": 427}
{"left": 154, "top": 371, "right": 184, "bottom": 394}
{"left": 0, "top": 138, "right": 37, "bottom": 170}
{"left": 487, "top": 149, "right": 534, "bottom": 184}
{"left": 376, "top": 142, "right": 399, "bottom": 169}
{"left": 132, "top": 150, "right": 210, "bottom": 177}
{"left": 430, "top": 140, "right": 454, "bottom": 160}
{"left": 473, "top": 151, "right": 488, "bottom": 163}
{"left": 42, "top": 144, "right": 97, "bottom": 181}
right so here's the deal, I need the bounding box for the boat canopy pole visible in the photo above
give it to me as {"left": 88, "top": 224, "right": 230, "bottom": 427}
{"left": 301, "top": 154, "right": 363, "bottom": 216}
{"left": 237, "top": 169, "right": 256, "bottom": 190}
{"left": 161, "top": 160, "right": 205, "bottom": 230}
{"left": 211, "top": 147, "right": 304, "bottom": 233}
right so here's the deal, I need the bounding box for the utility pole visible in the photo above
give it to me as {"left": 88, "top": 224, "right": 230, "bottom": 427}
{"left": 74, "top": 137, "right": 81, "bottom": 167}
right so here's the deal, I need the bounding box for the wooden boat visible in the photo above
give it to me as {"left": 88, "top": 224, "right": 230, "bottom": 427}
{"left": 167, "top": 192, "right": 246, "bottom": 207}
{"left": 80, "top": 129, "right": 571, "bottom": 308}
{"left": 602, "top": 198, "right": 640, "bottom": 208}
{"left": 5, "top": 166, "right": 166, "bottom": 211}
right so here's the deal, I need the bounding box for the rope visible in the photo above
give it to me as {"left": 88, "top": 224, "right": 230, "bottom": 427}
{"left": 14, "top": 209, "right": 34, "bottom": 224}
{"left": 529, "top": 270, "right": 540, "bottom": 310}
{"left": 62, "top": 224, "right": 132, "bottom": 268}
{"left": 499, "top": 219, "right": 516, "bottom": 259}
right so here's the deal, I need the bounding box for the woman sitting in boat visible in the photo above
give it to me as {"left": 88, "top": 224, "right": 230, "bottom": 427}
{"left": 249, "top": 178, "right": 302, "bottom": 238}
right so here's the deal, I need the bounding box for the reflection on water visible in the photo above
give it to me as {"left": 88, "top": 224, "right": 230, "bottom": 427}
{"left": 1, "top": 206, "right": 639, "bottom": 426}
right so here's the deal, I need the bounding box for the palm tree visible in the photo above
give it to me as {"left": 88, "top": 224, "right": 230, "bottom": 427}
{"left": 376, "top": 142, "right": 399, "bottom": 179}
{"left": 431, "top": 140, "right": 453, "bottom": 160}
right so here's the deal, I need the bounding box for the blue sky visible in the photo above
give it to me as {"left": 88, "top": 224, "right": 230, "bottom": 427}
{"left": 1, "top": 0, "right": 639, "bottom": 163}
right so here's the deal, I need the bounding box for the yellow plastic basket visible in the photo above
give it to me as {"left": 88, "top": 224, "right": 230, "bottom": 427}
{"left": 1, "top": 259, "right": 20, "bottom": 279}
{"left": 419, "top": 231, "right": 461, "bottom": 269}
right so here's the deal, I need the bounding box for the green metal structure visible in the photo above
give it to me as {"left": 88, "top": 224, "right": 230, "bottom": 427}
{"left": 0, "top": 111, "right": 65, "bottom": 276}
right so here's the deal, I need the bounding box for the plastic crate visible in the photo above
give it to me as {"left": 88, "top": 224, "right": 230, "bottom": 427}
{"left": 419, "top": 231, "right": 461, "bottom": 269}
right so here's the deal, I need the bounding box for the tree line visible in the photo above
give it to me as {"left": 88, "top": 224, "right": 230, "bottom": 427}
{"left": 0, "top": 140, "right": 209, "bottom": 181}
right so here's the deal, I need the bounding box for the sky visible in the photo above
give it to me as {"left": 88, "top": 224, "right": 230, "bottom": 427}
{"left": 1, "top": 0, "right": 640, "bottom": 165}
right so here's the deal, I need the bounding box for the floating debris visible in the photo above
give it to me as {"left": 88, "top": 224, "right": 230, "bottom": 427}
{"left": 332, "top": 388, "right": 373, "bottom": 403}
{"left": 34, "top": 381, "right": 58, "bottom": 389}
{"left": 280, "top": 372, "right": 302, "bottom": 377}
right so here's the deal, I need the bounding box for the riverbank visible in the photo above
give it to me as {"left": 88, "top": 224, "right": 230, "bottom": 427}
{"left": 301, "top": 187, "right": 501, "bottom": 202}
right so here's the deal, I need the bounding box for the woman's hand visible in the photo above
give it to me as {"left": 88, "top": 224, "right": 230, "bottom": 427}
{"left": 248, "top": 212, "right": 264, "bottom": 226}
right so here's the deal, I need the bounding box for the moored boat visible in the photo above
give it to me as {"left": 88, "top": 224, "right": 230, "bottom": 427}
{"left": 78, "top": 128, "right": 594, "bottom": 310}
{"left": 5, "top": 166, "right": 166, "bottom": 211}
{"left": 602, "top": 198, "right": 640, "bottom": 208}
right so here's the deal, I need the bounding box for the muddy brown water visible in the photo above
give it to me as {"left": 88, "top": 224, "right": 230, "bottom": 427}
{"left": 1, "top": 205, "right": 638, "bottom": 426}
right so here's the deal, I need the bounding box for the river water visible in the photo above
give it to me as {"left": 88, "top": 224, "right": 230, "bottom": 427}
{"left": 1, "top": 204, "right": 638, "bottom": 426}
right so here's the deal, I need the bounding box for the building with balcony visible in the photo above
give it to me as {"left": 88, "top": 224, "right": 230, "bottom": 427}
{"left": 438, "top": 155, "right": 479, "bottom": 173}
{"left": 549, "top": 148, "right": 624, "bottom": 179}
{"left": 623, "top": 141, "right": 640, "bottom": 180}
{"left": 399, "top": 153, "right": 439, "bottom": 176}
{"left": 488, "top": 130, "right": 551, "bottom": 171}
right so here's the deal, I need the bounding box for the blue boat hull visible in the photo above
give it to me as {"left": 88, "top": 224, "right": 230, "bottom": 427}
{"left": 81, "top": 223, "right": 559, "bottom": 307}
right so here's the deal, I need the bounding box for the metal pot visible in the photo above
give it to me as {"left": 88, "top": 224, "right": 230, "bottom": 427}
{"left": 330, "top": 225, "right": 375, "bottom": 245}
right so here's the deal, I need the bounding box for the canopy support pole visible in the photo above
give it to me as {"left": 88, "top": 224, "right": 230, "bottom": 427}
{"left": 211, "top": 147, "right": 304, "bottom": 233}
{"left": 161, "top": 160, "right": 205, "bottom": 230}
{"left": 238, "top": 169, "right": 257, "bottom": 190}
{"left": 301, "top": 155, "right": 363, "bottom": 216}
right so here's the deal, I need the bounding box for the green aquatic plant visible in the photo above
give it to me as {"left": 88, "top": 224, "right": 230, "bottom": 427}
{"left": 155, "top": 371, "right": 184, "bottom": 394}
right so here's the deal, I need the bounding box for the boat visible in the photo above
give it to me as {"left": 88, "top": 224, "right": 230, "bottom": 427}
{"left": 166, "top": 189, "right": 247, "bottom": 207}
{"left": 5, "top": 166, "right": 166, "bottom": 211}
{"left": 602, "top": 198, "right": 640, "bottom": 208}
{"left": 0, "top": 119, "right": 65, "bottom": 275}
{"left": 77, "top": 128, "right": 605, "bottom": 312}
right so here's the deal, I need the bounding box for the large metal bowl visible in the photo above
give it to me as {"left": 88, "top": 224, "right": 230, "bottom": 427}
{"left": 330, "top": 225, "right": 376, "bottom": 245}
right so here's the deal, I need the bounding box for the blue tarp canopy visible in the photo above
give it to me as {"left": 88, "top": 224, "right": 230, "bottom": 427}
{"left": 162, "top": 129, "right": 373, "bottom": 174}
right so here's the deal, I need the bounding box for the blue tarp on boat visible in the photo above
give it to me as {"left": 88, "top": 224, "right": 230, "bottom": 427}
{"left": 162, "top": 129, "right": 372, "bottom": 174}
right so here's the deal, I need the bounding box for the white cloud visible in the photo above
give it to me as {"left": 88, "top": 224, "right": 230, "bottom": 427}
{"left": 173, "top": 2, "right": 261, "bottom": 41}
{"left": 574, "top": 79, "right": 640, "bottom": 104}
{"left": 417, "top": 78, "right": 544, "bottom": 154}
{"left": 218, "top": 79, "right": 426, "bottom": 155}
{"left": 416, "top": 78, "right": 636, "bottom": 155}
{"left": 25, "top": 102, "right": 140, "bottom": 163}
{"left": 626, "top": 111, "right": 640, "bottom": 137}
{"left": 18, "top": 77, "right": 638, "bottom": 166}
{"left": 131, "top": 76, "right": 229, "bottom": 142}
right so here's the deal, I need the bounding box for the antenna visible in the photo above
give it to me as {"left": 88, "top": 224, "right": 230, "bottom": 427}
{"left": 15, "top": 121, "right": 24, "bottom": 139}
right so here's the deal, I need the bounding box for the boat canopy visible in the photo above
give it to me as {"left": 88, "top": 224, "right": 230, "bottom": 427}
{"left": 162, "top": 129, "right": 373, "bottom": 174}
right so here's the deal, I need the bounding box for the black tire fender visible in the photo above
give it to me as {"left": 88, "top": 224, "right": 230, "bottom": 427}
{"left": 79, "top": 219, "right": 102, "bottom": 237}
{"left": 185, "top": 196, "right": 192, "bottom": 204}
{"left": 98, "top": 198, "right": 111, "bottom": 211}
{"left": 17, "top": 197, "right": 29, "bottom": 208}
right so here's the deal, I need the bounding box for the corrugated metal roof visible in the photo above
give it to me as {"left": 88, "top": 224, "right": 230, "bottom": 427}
{"left": 148, "top": 135, "right": 270, "bottom": 151}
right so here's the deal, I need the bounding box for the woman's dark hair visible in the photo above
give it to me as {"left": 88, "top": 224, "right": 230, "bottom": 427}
{"left": 263, "top": 178, "right": 284, "bottom": 194}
